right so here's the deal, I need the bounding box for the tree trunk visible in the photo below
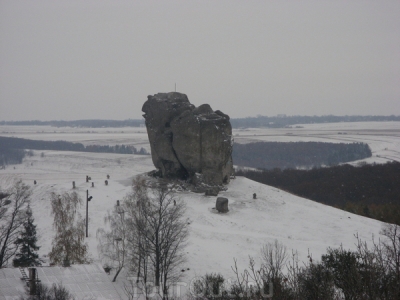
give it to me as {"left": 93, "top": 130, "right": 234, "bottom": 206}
{"left": 112, "top": 266, "right": 123, "bottom": 282}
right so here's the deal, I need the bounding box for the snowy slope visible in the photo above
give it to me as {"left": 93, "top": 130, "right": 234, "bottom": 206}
{"left": 0, "top": 149, "right": 384, "bottom": 287}
{"left": 181, "top": 176, "right": 383, "bottom": 281}
{"left": 0, "top": 122, "right": 394, "bottom": 295}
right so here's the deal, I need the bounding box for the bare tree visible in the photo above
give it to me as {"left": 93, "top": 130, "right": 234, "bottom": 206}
{"left": 48, "top": 191, "right": 89, "bottom": 265}
{"left": 124, "top": 177, "right": 189, "bottom": 299}
{"left": 379, "top": 224, "right": 400, "bottom": 297}
{"left": 0, "top": 180, "right": 31, "bottom": 268}
{"left": 0, "top": 191, "right": 10, "bottom": 220}
{"left": 260, "top": 239, "right": 288, "bottom": 281}
{"left": 124, "top": 176, "right": 154, "bottom": 299}
{"left": 229, "top": 240, "right": 288, "bottom": 299}
{"left": 97, "top": 201, "right": 128, "bottom": 282}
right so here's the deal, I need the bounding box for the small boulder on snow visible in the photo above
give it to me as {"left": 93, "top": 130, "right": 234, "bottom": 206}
{"left": 216, "top": 197, "right": 229, "bottom": 213}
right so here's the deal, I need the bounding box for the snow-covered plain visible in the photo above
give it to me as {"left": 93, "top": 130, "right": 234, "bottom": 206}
{"left": 0, "top": 122, "right": 398, "bottom": 296}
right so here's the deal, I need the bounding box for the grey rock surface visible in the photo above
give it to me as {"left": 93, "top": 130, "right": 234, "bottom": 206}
{"left": 142, "top": 92, "right": 194, "bottom": 178}
{"left": 142, "top": 92, "right": 233, "bottom": 186}
{"left": 205, "top": 187, "right": 220, "bottom": 196}
{"left": 216, "top": 197, "right": 229, "bottom": 213}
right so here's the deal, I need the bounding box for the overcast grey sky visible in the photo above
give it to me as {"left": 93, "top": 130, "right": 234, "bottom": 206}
{"left": 1, "top": 0, "right": 399, "bottom": 121}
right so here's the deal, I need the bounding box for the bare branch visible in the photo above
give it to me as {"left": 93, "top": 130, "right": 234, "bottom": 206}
{"left": 0, "top": 180, "right": 31, "bottom": 267}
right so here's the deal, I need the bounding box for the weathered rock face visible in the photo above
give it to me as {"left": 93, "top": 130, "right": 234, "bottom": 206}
{"left": 142, "top": 92, "right": 233, "bottom": 186}
{"left": 142, "top": 93, "right": 194, "bottom": 178}
{"left": 205, "top": 187, "right": 220, "bottom": 196}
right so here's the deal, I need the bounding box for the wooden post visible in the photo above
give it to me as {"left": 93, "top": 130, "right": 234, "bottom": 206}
{"left": 72, "top": 181, "right": 75, "bottom": 189}
{"left": 86, "top": 190, "right": 93, "bottom": 237}
{"left": 86, "top": 190, "right": 89, "bottom": 237}
{"left": 29, "top": 268, "right": 37, "bottom": 295}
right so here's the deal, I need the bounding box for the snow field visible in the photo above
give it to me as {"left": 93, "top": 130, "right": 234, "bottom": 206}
{"left": 0, "top": 122, "right": 397, "bottom": 296}
{"left": 0, "top": 151, "right": 385, "bottom": 285}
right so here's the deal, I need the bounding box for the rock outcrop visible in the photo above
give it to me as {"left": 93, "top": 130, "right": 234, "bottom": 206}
{"left": 205, "top": 187, "right": 220, "bottom": 196}
{"left": 142, "top": 92, "right": 233, "bottom": 186}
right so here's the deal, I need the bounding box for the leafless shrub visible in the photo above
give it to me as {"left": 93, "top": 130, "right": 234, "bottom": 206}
{"left": 378, "top": 224, "right": 400, "bottom": 297}
{"left": 260, "top": 240, "right": 288, "bottom": 281}
{"left": 97, "top": 202, "right": 128, "bottom": 282}
{"left": 21, "top": 283, "right": 76, "bottom": 300}
{"left": 230, "top": 240, "right": 287, "bottom": 299}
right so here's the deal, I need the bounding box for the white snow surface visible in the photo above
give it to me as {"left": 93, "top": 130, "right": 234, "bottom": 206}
{"left": 0, "top": 122, "right": 397, "bottom": 296}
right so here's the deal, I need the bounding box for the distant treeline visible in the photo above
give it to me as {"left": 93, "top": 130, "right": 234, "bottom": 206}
{"left": 236, "top": 161, "right": 400, "bottom": 225}
{"left": 233, "top": 141, "right": 372, "bottom": 170}
{"left": 2, "top": 115, "right": 400, "bottom": 129}
{"left": 0, "top": 119, "right": 144, "bottom": 128}
{"left": 0, "top": 146, "right": 25, "bottom": 165}
{"left": 231, "top": 115, "right": 400, "bottom": 128}
{"left": 0, "top": 136, "right": 148, "bottom": 166}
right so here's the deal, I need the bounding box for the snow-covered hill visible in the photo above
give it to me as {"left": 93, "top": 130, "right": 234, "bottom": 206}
{"left": 1, "top": 122, "right": 395, "bottom": 296}
{"left": 0, "top": 148, "right": 384, "bottom": 287}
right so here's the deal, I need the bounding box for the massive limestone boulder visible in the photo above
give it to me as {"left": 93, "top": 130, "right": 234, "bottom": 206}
{"left": 142, "top": 92, "right": 233, "bottom": 186}
{"left": 142, "top": 92, "right": 193, "bottom": 178}
{"left": 171, "top": 104, "right": 233, "bottom": 184}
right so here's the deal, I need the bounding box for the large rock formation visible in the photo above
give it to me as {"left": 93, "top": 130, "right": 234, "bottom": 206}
{"left": 142, "top": 92, "right": 233, "bottom": 186}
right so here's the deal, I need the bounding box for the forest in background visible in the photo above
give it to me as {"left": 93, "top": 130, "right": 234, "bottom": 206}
{"left": 231, "top": 114, "right": 400, "bottom": 128}
{"left": 0, "top": 145, "right": 25, "bottom": 165}
{"left": 2, "top": 115, "right": 400, "bottom": 128}
{"left": 233, "top": 141, "right": 372, "bottom": 170}
{"left": 236, "top": 161, "right": 400, "bottom": 225}
{"left": 0, "top": 119, "right": 144, "bottom": 128}
{"left": 0, "top": 136, "right": 148, "bottom": 167}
